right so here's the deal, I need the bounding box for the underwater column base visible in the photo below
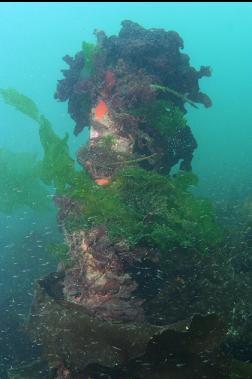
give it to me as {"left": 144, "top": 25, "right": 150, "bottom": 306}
{"left": 25, "top": 272, "right": 252, "bottom": 378}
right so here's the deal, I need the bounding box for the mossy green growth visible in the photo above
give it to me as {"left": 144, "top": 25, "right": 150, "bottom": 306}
{"left": 98, "top": 134, "right": 116, "bottom": 150}
{"left": 132, "top": 99, "right": 187, "bottom": 137}
{"left": 82, "top": 41, "right": 100, "bottom": 75}
{"left": 47, "top": 243, "right": 70, "bottom": 265}
{"left": 113, "top": 167, "right": 222, "bottom": 251}
{"left": 0, "top": 149, "right": 50, "bottom": 213}
{"left": 62, "top": 171, "right": 141, "bottom": 244}
{"left": 64, "top": 166, "right": 222, "bottom": 252}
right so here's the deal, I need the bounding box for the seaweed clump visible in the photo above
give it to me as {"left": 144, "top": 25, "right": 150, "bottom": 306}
{"left": 62, "top": 167, "right": 221, "bottom": 252}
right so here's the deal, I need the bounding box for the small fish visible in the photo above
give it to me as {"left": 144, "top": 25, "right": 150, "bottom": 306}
{"left": 111, "top": 345, "right": 122, "bottom": 351}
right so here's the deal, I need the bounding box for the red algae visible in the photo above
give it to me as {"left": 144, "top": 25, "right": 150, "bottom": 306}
{"left": 95, "top": 177, "right": 111, "bottom": 186}
{"left": 95, "top": 100, "right": 108, "bottom": 120}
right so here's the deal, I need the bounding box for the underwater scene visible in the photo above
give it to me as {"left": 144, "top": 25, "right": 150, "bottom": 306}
{"left": 1, "top": 2, "right": 252, "bottom": 378}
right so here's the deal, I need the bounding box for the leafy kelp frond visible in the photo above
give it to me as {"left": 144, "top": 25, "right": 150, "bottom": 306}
{"left": 0, "top": 149, "right": 50, "bottom": 213}
{"left": 0, "top": 88, "right": 77, "bottom": 193}
{"left": 0, "top": 88, "right": 40, "bottom": 122}
{"left": 38, "top": 116, "right": 76, "bottom": 192}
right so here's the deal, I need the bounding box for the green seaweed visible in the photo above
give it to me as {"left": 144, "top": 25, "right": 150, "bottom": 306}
{"left": 98, "top": 134, "right": 116, "bottom": 150}
{"left": 82, "top": 41, "right": 100, "bottom": 75}
{"left": 38, "top": 116, "right": 76, "bottom": 192}
{"left": 0, "top": 89, "right": 77, "bottom": 193}
{"left": 113, "top": 167, "right": 222, "bottom": 251}
{"left": 0, "top": 88, "right": 40, "bottom": 122}
{"left": 63, "top": 171, "right": 140, "bottom": 244}
{"left": 65, "top": 167, "right": 222, "bottom": 252}
{"left": 132, "top": 99, "right": 187, "bottom": 138}
{"left": 47, "top": 243, "right": 70, "bottom": 265}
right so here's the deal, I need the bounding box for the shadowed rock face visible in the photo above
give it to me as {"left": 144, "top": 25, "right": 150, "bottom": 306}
{"left": 28, "top": 272, "right": 244, "bottom": 379}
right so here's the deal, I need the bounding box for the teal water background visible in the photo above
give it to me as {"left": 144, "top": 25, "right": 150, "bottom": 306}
{"left": 0, "top": 2, "right": 252, "bottom": 310}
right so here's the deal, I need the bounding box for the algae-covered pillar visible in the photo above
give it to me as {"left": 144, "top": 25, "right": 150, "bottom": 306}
{"left": 3, "top": 20, "right": 252, "bottom": 379}
{"left": 53, "top": 20, "right": 213, "bottom": 323}
{"left": 23, "top": 20, "right": 232, "bottom": 379}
